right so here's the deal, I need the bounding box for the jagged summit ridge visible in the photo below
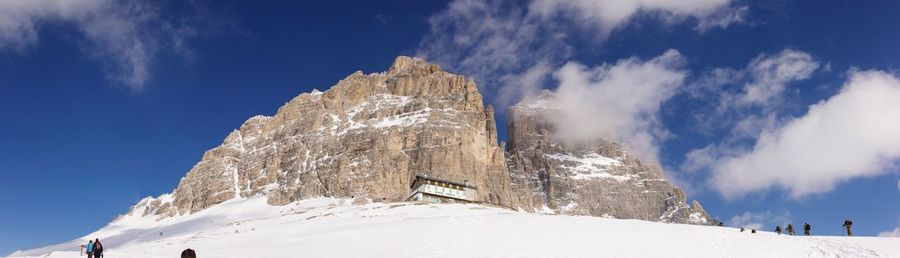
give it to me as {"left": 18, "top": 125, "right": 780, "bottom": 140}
{"left": 125, "top": 56, "right": 712, "bottom": 226}
{"left": 388, "top": 56, "right": 444, "bottom": 76}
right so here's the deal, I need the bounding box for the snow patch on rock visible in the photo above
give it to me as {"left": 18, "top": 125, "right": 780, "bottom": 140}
{"left": 544, "top": 153, "right": 633, "bottom": 181}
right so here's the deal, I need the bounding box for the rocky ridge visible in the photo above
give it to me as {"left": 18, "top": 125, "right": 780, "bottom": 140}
{"left": 130, "top": 56, "right": 517, "bottom": 218}
{"left": 124, "top": 56, "right": 713, "bottom": 225}
{"left": 506, "top": 91, "right": 714, "bottom": 224}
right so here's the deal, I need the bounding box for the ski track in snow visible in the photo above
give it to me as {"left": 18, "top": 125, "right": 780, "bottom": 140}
{"left": 7, "top": 197, "right": 899, "bottom": 258}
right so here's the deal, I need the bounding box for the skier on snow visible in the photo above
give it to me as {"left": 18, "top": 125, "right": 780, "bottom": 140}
{"left": 803, "top": 223, "right": 811, "bottom": 236}
{"left": 786, "top": 224, "right": 795, "bottom": 235}
{"left": 775, "top": 225, "right": 783, "bottom": 235}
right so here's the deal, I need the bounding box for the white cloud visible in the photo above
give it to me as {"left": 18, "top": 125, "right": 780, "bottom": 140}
{"left": 418, "top": 0, "right": 745, "bottom": 166}
{"left": 727, "top": 211, "right": 791, "bottom": 231}
{"left": 530, "top": 0, "right": 743, "bottom": 36}
{"left": 707, "top": 70, "right": 900, "bottom": 199}
{"left": 546, "top": 49, "right": 687, "bottom": 162}
{"left": 417, "top": 0, "right": 744, "bottom": 109}
{"left": 687, "top": 50, "right": 819, "bottom": 136}
{"left": 729, "top": 113, "right": 778, "bottom": 140}
{"left": 695, "top": 6, "right": 748, "bottom": 32}
{"left": 694, "top": 50, "right": 820, "bottom": 116}
{"left": 684, "top": 50, "right": 819, "bottom": 178}
{"left": 0, "top": 0, "right": 203, "bottom": 91}
{"left": 417, "top": 0, "right": 567, "bottom": 108}
{"left": 878, "top": 227, "right": 900, "bottom": 238}
{"left": 688, "top": 67, "right": 742, "bottom": 98}
{"left": 731, "top": 49, "right": 820, "bottom": 108}
{"left": 496, "top": 62, "right": 553, "bottom": 108}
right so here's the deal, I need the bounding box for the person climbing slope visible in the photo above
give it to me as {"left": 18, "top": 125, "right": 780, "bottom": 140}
{"left": 786, "top": 224, "right": 794, "bottom": 235}
{"left": 843, "top": 219, "right": 853, "bottom": 236}
{"left": 803, "top": 223, "right": 811, "bottom": 236}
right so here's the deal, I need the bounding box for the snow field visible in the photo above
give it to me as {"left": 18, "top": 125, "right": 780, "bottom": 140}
{"left": 9, "top": 197, "right": 899, "bottom": 258}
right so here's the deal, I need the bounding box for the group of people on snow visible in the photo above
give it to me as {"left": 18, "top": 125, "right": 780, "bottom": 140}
{"left": 83, "top": 239, "right": 103, "bottom": 258}
{"left": 738, "top": 218, "right": 852, "bottom": 236}
{"left": 84, "top": 239, "right": 196, "bottom": 258}
{"left": 74, "top": 219, "right": 857, "bottom": 257}
{"left": 774, "top": 224, "right": 803, "bottom": 235}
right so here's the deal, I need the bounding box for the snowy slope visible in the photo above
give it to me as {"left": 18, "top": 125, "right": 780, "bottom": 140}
{"left": 8, "top": 197, "right": 899, "bottom": 258}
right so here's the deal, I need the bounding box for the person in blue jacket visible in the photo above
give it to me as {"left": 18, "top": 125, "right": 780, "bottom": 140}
{"left": 86, "top": 240, "right": 94, "bottom": 258}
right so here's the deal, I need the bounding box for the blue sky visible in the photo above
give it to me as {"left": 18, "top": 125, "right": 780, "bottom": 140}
{"left": 1, "top": 0, "right": 899, "bottom": 254}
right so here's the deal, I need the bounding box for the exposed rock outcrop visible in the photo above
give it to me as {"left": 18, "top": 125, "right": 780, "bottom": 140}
{"left": 506, "top": 91, "right": 716, "bottom": 225}
{"left": 127, "top": 56, "right": 713, "bottom": 226}
{"left": 136, "top": 56, "right": 517, "bottom": 216}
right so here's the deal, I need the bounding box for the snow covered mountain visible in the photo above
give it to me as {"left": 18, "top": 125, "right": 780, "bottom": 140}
{"left": 8, "top": 197, "right": 898, "bottom": 257}
{"left": 133, "top": 56, "right": 518, "bottom": 219}
{"left": 95, "top": 56, "right": 712, "bottom": 224}
{"left": 9, "top": 56, "right": 738, "bottom": 256}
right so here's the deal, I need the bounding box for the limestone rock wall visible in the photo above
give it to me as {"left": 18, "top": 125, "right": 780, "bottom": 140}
{"left": 139, "top": 56, "right": 518, "bottom": 216}
{"left": 506, "top": 91, "right": 716, "bottom": 225}
{"left": 126, "top": 57, "right": 714, "bottom": 226}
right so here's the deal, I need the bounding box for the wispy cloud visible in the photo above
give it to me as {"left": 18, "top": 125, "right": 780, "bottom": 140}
{"left": 0, "top": 0, "right": 220, "bottom": 92}
{"left": 529, "top": 0, "right": 745, "bottom": 36}
{"left": 373, "top": 14, "right": 391, "bottom": 25}
{"left": 417, "top": 0, "right": 746, "bottom": 108}
{"left": 418, "top": 0, "right": 746, "bottom": 164}
{"left": 724, "top": 50, "right": 820, "bottom": 110}
{"left": 545, "top": 50, "right": 687, "bottom": 163}
{"left": 687, "top": 49, "right": 820, "bottom": 127}
{"left": 684, "top": 49, "right": 821, "bottom": 176}
{"left": 418, "top": 0, "right": 563, "bottom": 108}
{"left": 699, "top": 70, "right": 900, "bottom": 199}
{"left": 695, "top": 6, "right": 748, "bottom": 32}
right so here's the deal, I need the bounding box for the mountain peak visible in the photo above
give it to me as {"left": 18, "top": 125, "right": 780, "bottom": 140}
{"left": 128, "top": 56, "right": 509, "bottom": 217}
{"left": 388, "top": 56, "right": 443, "bottom": 76}
{"left": 110, "top": 56, "right": 709, "bottom": 226}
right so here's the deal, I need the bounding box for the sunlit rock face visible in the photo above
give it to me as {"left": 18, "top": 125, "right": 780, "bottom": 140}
{"left": 139, "top": 56, "right": 518, "bottom": 216}
{"left": 127, "top": 56, "right": 713, "bottom": 226}
{"left": 505, "top": 91, "right": 716, "bottom": 225}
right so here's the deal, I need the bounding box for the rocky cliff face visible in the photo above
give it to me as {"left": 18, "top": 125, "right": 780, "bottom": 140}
{"left": 506, "top": 91, "right": 716, "bottom": 225}
{"left": 126, "top": 56, "right": 713, "bottom": 226}
{"left": 134, "top": 56, "right": 518, "bottom": 217}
